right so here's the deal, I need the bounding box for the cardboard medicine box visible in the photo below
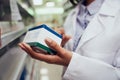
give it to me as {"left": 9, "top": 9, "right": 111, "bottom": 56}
{"left": 23, "top": 24, "right": 62, "bottom": 55}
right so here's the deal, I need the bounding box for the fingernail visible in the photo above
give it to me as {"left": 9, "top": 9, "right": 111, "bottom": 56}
{"left": 45, "top": 38, "right": 52, "bottom": 43}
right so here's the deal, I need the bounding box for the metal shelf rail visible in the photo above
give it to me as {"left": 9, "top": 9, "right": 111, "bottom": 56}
{"left": 0, "top": 28, "right": 26, "bottom": 56}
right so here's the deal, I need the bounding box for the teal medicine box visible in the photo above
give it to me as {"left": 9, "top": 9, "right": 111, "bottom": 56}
{"left": 23, "top": 24, "right": 62, "bottom": 55}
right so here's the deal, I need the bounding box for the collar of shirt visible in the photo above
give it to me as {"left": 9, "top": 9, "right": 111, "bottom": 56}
{"left": 82, "top": 0, "right": 105, "bottom": 15}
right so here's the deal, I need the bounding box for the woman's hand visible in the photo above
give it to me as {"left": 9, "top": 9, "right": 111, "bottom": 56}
{"left": 55, "top": 28, "right": 71, "bottom": 47}
{"left": 19, "top": 38, "right": 72, "bottom": 66}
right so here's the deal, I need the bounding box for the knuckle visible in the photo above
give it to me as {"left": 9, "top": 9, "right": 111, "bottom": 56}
{"left": 46, "top": 57, "right": 55, "bottom": 64}
{"left": 48, "top": 60, "right": 54, "bottom": 64}
{"left": 61, "top": 49, "right": 66, "bottom": 55}
{"left": 48, "top": 58, "right": 54, "bottom": 63}
{"left": 46, "top": 59, "right": 53, "bottom": 64}
{"left": 30, "top": 54, "right": 34, "bottom": 58}
{"left": 50, "top": 41, "right": 57, "bottom": 47}
{"left": 29, "top": 52, "right": 36, "bottom": 59}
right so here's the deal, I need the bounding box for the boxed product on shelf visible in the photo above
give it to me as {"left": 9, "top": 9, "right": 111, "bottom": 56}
{"left": 23, "top": 24, "right": 62, "bottom": 55}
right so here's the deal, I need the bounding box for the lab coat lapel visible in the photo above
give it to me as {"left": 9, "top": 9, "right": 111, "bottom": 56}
{"left": 72, "top": 5, "right": 81, "bottom": 36}
{"left": 76, "top": 14, "right": 104, "bottom": 49}
{"left": 65, "top": 7, "right": 79, "bottom": 37}
{"left": 76, "top": 0, "right": 120, "bottom": 50}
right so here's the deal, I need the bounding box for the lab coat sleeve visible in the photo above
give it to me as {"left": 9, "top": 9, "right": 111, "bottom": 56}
{"left": 62, "top": 52, "right": 120, "bottom": 80}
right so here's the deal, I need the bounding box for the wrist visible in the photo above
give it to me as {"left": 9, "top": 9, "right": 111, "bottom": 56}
{"left": 64, "top": 51, "right": 72, "bottom": 66}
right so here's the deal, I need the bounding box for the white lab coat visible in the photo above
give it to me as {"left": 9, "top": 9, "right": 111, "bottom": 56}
{"left": 62, "top": 0, "right": 120, "bottom": 80}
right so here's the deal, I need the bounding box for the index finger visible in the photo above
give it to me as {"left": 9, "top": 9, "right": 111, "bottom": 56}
{"left": 45, "top": 38, "right": 64, "bottom": 54}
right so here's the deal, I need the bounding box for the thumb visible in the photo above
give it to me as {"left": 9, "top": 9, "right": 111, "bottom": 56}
{"left": 45, "top": 38, "right": 63, "bottom": 54}
{"left": 61, "top": 34, "right": 71, "bottom": 47}
{"left": 63, "top": 35, "right": 71, "bottom": 42}
{"left": 55, "top": 28, "right": 65, "bottom": 35}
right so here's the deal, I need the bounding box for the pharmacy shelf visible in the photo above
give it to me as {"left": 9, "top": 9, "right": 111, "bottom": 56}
{"left": 0, "top": 24, "right": 35, "bottom": 80}
{"left": 0, "top": 46, "right": 27, "bottom": 80}
{"left": 0, "top": 28, "right": 26, "bottom": 49}
{"left": 0, "top": 23, "right": 34, "bottom": 49}
{"left": 18, "top": 3, "right": 34, "bottom": 19}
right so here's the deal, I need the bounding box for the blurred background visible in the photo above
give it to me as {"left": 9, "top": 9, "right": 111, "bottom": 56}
{"left": 0, "top": 0, "right": 74, "bottom": 80}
